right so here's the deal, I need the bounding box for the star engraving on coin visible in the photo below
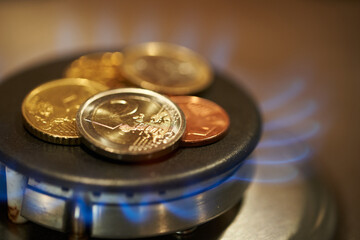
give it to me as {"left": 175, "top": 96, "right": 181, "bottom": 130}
{"left": 76, "top": 88, "right": 186, "bottom": 162}
{"left": 122, "top": 42, "right": 213, "bottom": 95}
{"left": 170, "top": 96, "right": 230, "bottom": 147}
{"left": 22, "top": 78, "right": 108, "bottom": 145}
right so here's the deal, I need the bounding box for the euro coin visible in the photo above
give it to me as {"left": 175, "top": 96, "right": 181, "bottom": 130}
{"left": 121, "top": 42, "right": 213, "bottom": 95}
{"left": 170, "top": 96, "right": 230, "bottom": 147}
{"left": 22, "top": 78, "right": 108, "bottom": 145}
{"left": 64, "top": 52, "right": 130, "bottom": 89}
{"left": 76, "top": 88, "right": 186, "bottom": 162}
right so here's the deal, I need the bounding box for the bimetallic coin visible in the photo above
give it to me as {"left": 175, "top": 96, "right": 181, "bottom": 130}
{"left": 77, "top": 88, "right": 186, "bottom": 162}
{"left": 22, "top": 78, "right": 108, "bottom": 145}
{"left": 170, "top": 96, "right": 230, "bottom": 147}
{"left": 64, "top": 52, "right": 131, "bottom": 89}
{"left": 122, "top": 42, "right": 213, "bottom": 95}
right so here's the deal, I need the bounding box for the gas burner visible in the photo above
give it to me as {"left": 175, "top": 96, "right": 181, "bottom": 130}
{"left": 6, "top": 163, "right": 253, "bottom": 239}
{"left": 0, "top": 53, "right": 262, "bottom": 239}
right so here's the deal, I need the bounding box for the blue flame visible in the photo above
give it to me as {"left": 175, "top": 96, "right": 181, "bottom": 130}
{"left": 163, "top": 201, "right": 199, "bottom": 220}
{"left": 258, "top": 122, "right": 320, "bottom": 148}
{"left": 73, "top": 196, "right": 92, "bottom": 225}
{"left": 264, "top": 101, "right": 317, "bottom": 131}
{"left": 247, "top": 146, "right": 311, "bottom": 165}
{"left": 0, "top": 193, "right": 5, "bottom": 202}
{"left": 0, "top": 167, "right": 6, "bottom": 202}
{"left": 119, "top": 202, "right": 149, "bottom": 223}
{"left": 230, "top": 76, "right": 318, "bottom": 185}
{"left": 228, "top": 166, "right": 299, "bottom": 184}
{"left": 261, "top": 80, "right": 305, "bottom": 112}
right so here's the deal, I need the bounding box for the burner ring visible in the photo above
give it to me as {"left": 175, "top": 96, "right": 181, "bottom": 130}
{"left": 19, "top": 162, "right": 254, "bottom": 238}
{"left": 0, "top": 53, "right": 261, "bottom": 192}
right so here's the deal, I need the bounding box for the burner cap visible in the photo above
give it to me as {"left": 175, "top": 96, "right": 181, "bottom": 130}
{"left": 0, "top": 53, "right": 261, "bottom": 191}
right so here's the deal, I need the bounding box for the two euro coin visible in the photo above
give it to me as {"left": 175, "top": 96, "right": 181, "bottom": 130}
{"left": 76, "top": 88, "right": 186, "bottom": 162}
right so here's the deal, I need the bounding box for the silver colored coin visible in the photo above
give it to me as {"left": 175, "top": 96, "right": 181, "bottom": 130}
{"left": 76, "top": 88, "right": 186, "bottom": 162}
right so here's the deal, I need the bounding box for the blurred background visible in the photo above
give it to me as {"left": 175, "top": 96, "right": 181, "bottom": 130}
{"left": 0, "top": 0, "right": 359, "bottom": 239}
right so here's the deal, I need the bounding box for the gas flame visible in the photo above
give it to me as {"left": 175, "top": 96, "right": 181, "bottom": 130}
{"left": 240, "top": 79, "right": 320, "bottom": 184}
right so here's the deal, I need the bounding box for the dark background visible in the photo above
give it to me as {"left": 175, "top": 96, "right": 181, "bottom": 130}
{"left": 0, "top": 1, "right": 359, "bottom": 239}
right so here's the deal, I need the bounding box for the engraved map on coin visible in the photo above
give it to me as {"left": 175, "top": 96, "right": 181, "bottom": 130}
{"left": 90, "top": 97, "right": 173, "bottom": 151}
{"left": 22, "top": 78, "right": 107, "bottom": 145}
{"left": 170, "top": 96, "right": 230, "bottom": 147}
{"left": 77, "top": 88, "right": 186, "bottom": 162}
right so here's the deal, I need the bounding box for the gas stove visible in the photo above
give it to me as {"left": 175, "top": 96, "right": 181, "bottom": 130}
{"left": 0, "top": 54, "right": 336, "bottom": 240}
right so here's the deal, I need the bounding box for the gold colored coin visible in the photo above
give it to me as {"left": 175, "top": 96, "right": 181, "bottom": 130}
{"left": 121, "top": 42, "right": 213, "bottom": 95}
{"left": 22, "top": 78, "right": 108, "bottom": 145}
{"left": 65, "top": 52, "right": 131, "bottom": 89}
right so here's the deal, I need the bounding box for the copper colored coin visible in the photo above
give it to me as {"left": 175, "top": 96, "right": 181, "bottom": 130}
{"left": 170, "top": 96, "right": 230, "bottom": 147}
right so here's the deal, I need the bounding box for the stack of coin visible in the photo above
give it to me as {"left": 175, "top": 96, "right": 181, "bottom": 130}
{"left": 21, "top": 42, "right": 230, "bottom": 162}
